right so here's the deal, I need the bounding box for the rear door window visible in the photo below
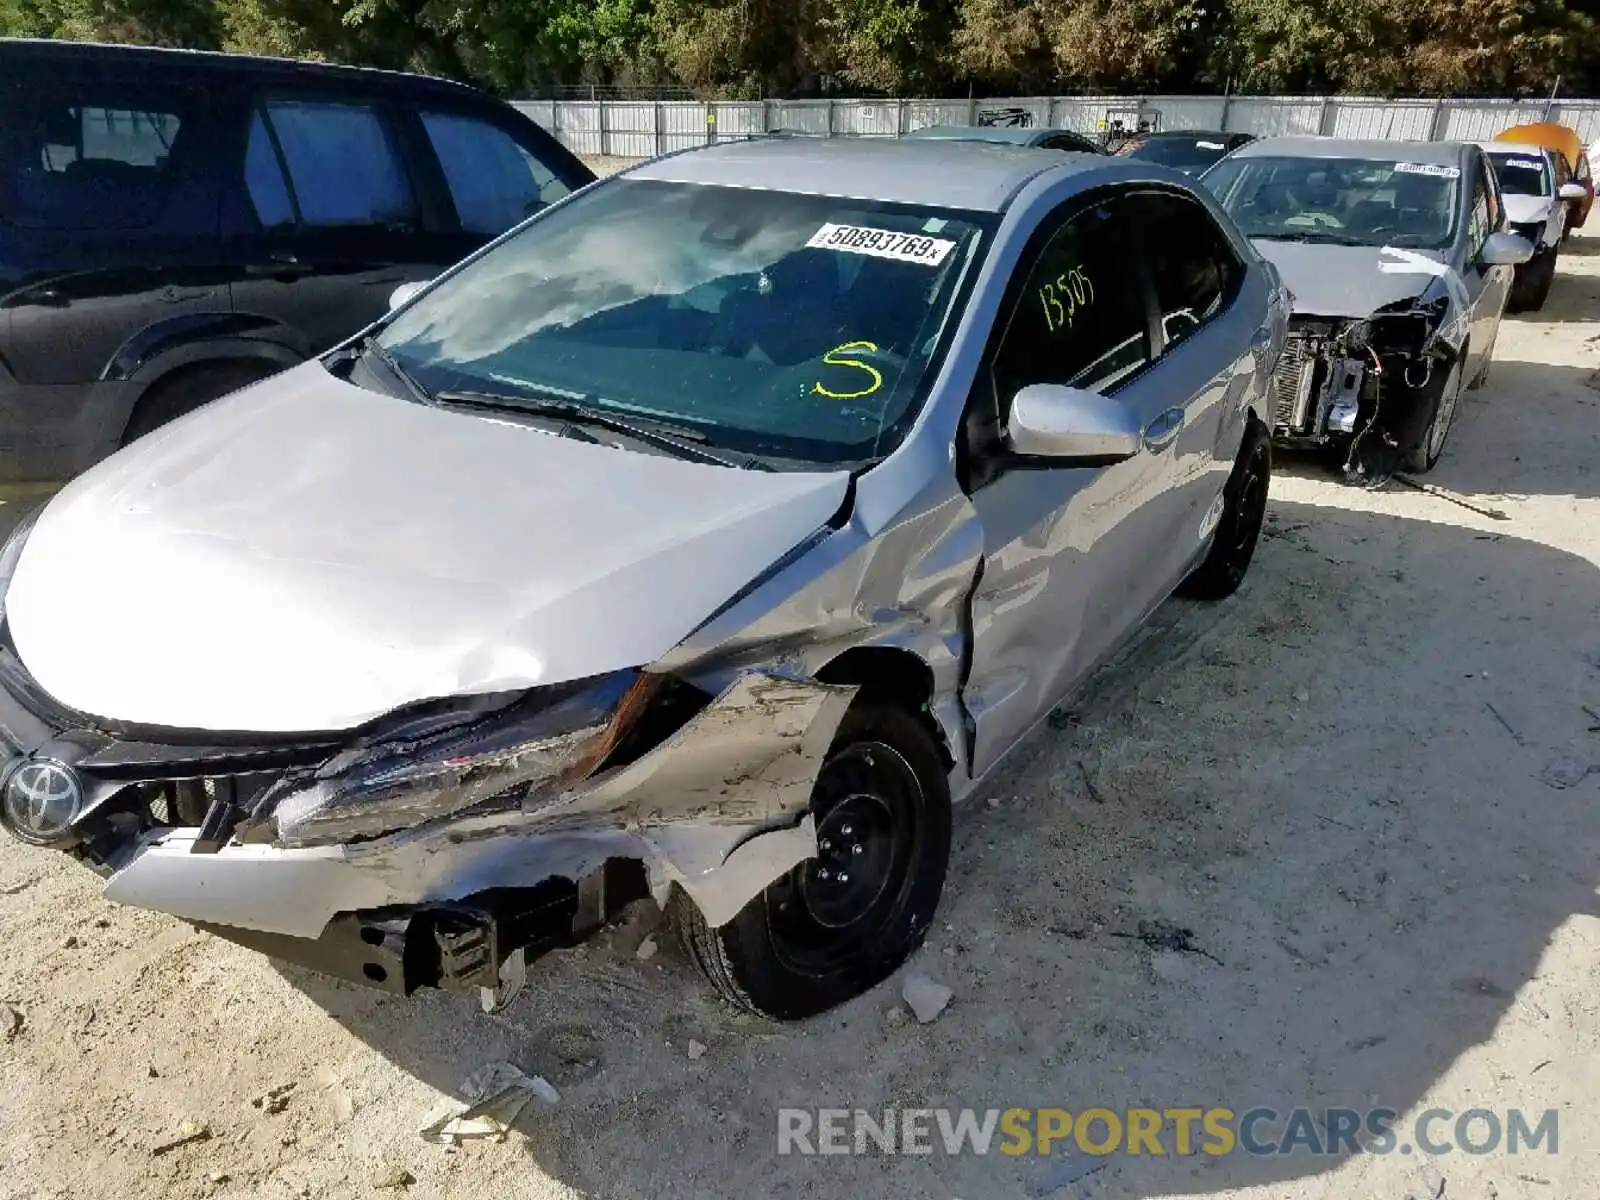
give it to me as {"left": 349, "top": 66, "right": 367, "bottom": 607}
{"left": 0, "top": 77, "right": 195, "bottom": 229}
{"left": 248, "top": 100, "right": 416, "bottom": 229}
{"left": 419, "top": 111, "right": 573, "bottom": 236}
{"left": 1121, "top": 190, "right": 1243, "bottom": 350}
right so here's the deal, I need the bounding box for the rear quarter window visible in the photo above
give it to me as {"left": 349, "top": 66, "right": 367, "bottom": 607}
{"left": 0, "top": 75, "right": 196, "bottom": 230}
{"left": 419, "top": 110, "right": 573, "bottom": 236}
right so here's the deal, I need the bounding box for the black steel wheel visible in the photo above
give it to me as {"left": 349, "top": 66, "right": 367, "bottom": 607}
{"left": 1177, "top": 422, "right": 1271, "bottom": 601}
{"left": 674, "top": 699, "right": 951, "bottom": 1020}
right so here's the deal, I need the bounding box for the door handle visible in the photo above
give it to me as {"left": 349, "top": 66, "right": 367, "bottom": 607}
{"left": 245, "top": 255, "right": 313, "bottom": 281}
{"left": 1143, "top": 407, "right": 1184, "bottom": 451}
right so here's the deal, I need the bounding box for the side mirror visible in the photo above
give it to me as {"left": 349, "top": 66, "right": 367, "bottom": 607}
{"left": 388, "top": 280, "right": 430, "bottom": 311}
{"left": 1481, "top": 231, "right": 1534, "bottom": 267}
{"left": 1007, "top": 384, "right": 1143, "bottom": 462}
{"left": 1558, "top": 182, "right": 1588, "bottom": 202}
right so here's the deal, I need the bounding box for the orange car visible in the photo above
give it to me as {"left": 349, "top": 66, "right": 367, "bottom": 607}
{"left": 1496, "top": 122, "right": 1593, "bottom": 234}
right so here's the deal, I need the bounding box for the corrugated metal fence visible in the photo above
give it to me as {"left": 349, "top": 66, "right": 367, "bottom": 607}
{"left": 514, "top": 94, "right": 1600, "bottom": 160}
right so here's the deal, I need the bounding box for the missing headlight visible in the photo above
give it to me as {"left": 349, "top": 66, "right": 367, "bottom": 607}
{"left": 247, "top": 672, "right": 709, "bottom": 849}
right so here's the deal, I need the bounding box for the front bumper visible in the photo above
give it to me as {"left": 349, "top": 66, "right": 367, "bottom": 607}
{"left": 1509, "top": 221, "right": 1553, "bottom": 260}
{"left": 0, "top": 657, "right": 854, "bottom": 995}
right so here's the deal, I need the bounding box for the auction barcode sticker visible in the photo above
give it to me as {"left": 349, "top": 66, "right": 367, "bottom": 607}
{"left": 1393, "top": 162, "right": 1461, "bottom": 178}
{"left": 1505, "top": 157, "right": 1544, "bottom": 171}
{"left": 807, "top": 223, "right": 956, "bottom": 266}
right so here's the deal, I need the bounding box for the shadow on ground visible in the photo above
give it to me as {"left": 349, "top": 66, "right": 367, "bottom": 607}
{"left": 1267, "top": 356, "right": 1600, "bottom": 510}
{"left": 286, "top": 491, "right": 1600, "bottom": 1199}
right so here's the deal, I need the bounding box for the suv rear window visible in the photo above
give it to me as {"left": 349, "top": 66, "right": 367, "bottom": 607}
{"left": 0, "top": 77, "right": 194, "bottom": 230}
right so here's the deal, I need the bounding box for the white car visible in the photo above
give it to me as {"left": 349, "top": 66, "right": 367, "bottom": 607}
{"left": 1480, "top": 141, "right": 1586, "bottom": 311}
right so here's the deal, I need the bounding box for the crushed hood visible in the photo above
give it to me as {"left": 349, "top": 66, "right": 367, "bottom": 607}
{"left": 1501, "top": 193, "right": 1556, "bottom": 228}
{"left": 1250, "top": 239, "right": 1454, "bottom": 319}
{"left": 6, "top": 363, "right": 850, "bottom": 733}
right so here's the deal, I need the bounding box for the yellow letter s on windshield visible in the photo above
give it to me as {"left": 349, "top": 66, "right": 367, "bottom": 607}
{"left": 812, "top": 340, "right": 884, "bottom": 401}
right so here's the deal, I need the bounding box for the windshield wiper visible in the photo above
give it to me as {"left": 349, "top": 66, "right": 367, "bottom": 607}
{"left": 434, "top": 388, "right": 755, "bottom": 469}
{"left": 1252, "top": 231, "right": 1371, "bottom": 247}
{"left": 358, "top": 336, "right": 432, "bottom": 404}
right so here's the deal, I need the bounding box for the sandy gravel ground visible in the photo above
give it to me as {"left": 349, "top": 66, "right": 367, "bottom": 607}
{"left": 1, "top": 224, "right": 1598, "bottom": 1200}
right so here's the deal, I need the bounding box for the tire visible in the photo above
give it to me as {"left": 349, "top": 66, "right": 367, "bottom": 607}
{"left": 1403, "top": 356, "right": 1464, "bottom": 474}
{"left": 1524, "top": 249, "right": 1556, "bottom": 311}
{"left": 673, "top": 699, "right": 951, "bottom": 1020}
{"left": 1507, "top": 249, "right": 1556, "bottom": 313}
{"left": 1177, "top": 422, "right": 1270, "bottom": 602}
{"left": 120, "top": 361, "right": 278, "bottom": 446}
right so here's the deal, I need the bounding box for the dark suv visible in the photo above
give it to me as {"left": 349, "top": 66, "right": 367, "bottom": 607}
{"left": 0, "top": 39, "right": 594, "bottom": 483}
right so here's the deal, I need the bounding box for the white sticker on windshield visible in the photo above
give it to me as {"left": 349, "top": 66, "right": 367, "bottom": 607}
{"left": 1198, "top": 140, "right": 1226, "bottom": 150}
{"left": 1505, "top": 157, "right": 1543, "bottom": 171}
{"left": 1393, "top": 161, "right": 1461, "bottom": 178}
{"left": 807, "top": 223, "right": 956, "bottom": 266}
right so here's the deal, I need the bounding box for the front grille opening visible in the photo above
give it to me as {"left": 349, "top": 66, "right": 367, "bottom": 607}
{"left": 130, "top": 771, "right": 282, "bottom": 831}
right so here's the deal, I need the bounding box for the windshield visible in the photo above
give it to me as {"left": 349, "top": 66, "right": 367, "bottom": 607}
{"left": 376, "top": 179, "right": 990, "bottom": 468}
{"left": 1121, "top": 136, "right": 1233, "bottom": 173}
{"left": 1489, "top": 153, "right": 1549, "bottom": 197}
{"left": 1204, "top": 155, "right": 1462, "bottom": 249}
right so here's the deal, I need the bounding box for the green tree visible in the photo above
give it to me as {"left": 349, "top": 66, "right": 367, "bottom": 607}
{"left": 952, "top": 0, "right": 1051, "bottom": 91}
{"left": 3, "top": 0, "right": 220, "bottom": 45}
{"left": 822, "top": 0, "right": 958, "bottom": 93}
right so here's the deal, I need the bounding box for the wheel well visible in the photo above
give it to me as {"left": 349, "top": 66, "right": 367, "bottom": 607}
{"left": 816, "top": 647, "right": 952, "bottom": 767}
{"left": 121, "top": 358, "right": 278, "bottom": 445}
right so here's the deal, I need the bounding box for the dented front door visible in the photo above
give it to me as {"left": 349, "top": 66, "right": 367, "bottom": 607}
{"left": 961, "top": 194, "right": 1177, "bottom": 777}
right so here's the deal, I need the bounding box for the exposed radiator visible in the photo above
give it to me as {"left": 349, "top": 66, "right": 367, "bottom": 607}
{"left": 1271, "top": 335, "right": 1320, "bottom": 432}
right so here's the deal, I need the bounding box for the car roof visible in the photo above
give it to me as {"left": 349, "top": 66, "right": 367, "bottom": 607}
{"left": 906, "top": 125, "right": 1081, "bottom": 146}
{"left": 629, "top": 136, "right": 1100, "bottom": 212}
{"left": 0, "top": 37, "right": 483, "bottom": 100}
{"left": 1480, "top": 142, "right": 1552, "bottom": 162}
{"left": 1138, "top": 129, "right": 1240, "bottom": 140}
{"left": 1228, "top": 136, "right": 1468, "bottom": 165}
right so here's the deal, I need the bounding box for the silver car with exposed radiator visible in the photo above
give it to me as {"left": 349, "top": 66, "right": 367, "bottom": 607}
{"left": 0, "top": 137, "right": 1284, "bottom": 1019}
{"left": 1204, "top": 137, "right": 1532, "bottom": 478}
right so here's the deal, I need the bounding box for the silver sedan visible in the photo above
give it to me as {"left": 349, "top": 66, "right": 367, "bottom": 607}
{"left": 1204, "top": 137, "right": 1533, "bottom": 477}
{"left": 0, "top": 136, "right": 1286, "bottom": 1019}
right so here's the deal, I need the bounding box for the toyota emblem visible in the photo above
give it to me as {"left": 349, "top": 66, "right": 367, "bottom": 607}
{"left": 2, "top": 758, "right": 83, "bottom": 845}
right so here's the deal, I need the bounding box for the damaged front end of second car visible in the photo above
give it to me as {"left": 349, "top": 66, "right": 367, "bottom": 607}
{"left": 1268, "top": 275, "right": 1467, "bottom": 481}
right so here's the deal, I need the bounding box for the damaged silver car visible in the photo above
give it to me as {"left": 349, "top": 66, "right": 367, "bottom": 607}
{"left": 1204, "top": 137, "right": 1533, "bottom": 478}
{"left": 0, "top": 137, "right": 1284, "bottom": 1019}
